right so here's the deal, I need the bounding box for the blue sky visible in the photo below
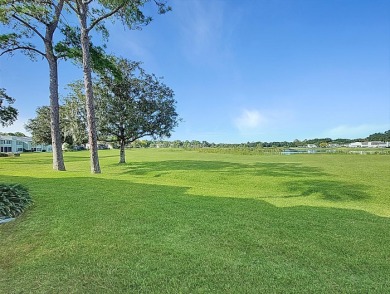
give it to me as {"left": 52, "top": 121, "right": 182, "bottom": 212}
{"left": 1, "top": 0, "right": 389, "bottom": 143}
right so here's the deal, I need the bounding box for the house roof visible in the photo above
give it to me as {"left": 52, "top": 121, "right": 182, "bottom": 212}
{"left": 0, "top": 135, "right": 32, "bottom": 142}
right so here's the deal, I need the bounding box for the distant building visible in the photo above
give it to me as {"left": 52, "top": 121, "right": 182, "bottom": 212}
{"left": 349, "top": 142, "right": 362, "bottom": 148}
{"left": 85, "top": 142, "right": 109, "bottom": 150}
{"left": 307, "top": 144, "right": 317, "bottom": 148}
{"left": 348, "top": 141, "right": 389, "bottom": 148}
{"left": 0, "top": 135, "right": 52, "bottom": 153}
{"left": 368, "top": 141, "right": 389, "bottom": 148}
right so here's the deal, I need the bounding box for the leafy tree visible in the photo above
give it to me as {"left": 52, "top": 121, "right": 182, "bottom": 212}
{"left": 62, "top": 81, "right": 88, "bottom": 146}
{"left": 0, "top": 88, "right": 18, "bottom": 126}
{"left": 25, "top": 105, "right": 72, "bottom": 145}
{"left": 93, "top": 58, "right": 179, "bottom": 163}
{"left": 11, "top": 132, "right": 26, "bottom": 137}
{"left": 292, "top": 139, "right": 302, "bottom": 147}
{"left": 171, "top": 140, "right": 183, "bottom": 148}
{"left": 367, "top": 130, "right": 390, "bottom": 142}
{"left": 0, "top": 132, "right": 26, "bottom": 137}
{"left": 25, "top": 106, "right": 53, "bottom": 145}
{"left": 0, "top": 0, "right": 66, "bottom": 170}
{"left": 319, "top": 142, "right": 328, "bottom": 148}
{"left": 64, "top": 0, "right": 171, "bottom": 173}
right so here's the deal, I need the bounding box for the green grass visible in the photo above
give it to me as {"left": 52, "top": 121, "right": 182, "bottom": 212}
{"left": 1, "top": 149, "right": 389, "bottom": 293}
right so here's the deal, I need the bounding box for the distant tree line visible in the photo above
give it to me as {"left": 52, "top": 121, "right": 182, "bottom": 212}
{"left": 0, "top": 132, "right": 26, "bottom": 137}
{"left": 9, "top": 128, "right": 389, "bottom": 153}
{"left": 367, "top": 130, "right": 390, "bottom": 142}
{"left": 126, "top": 130, "right": 390, "bottom": 149}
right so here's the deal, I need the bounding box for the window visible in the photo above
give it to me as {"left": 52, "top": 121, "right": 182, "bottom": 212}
{"left": 1, "top": 147, "right": 11, "bottom": 152}
{"left": 0, "top": 140, "right": 4, "bottom": 144}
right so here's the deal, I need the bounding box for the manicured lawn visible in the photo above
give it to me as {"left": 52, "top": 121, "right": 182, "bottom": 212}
{"left": 1, "top": 149, "right": 389, "bottom": 293}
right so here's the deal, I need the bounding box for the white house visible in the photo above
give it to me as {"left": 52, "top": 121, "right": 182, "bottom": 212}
{"left": 0, "top": 135, "right": 52, "bottom": 153}
{"left": 349, "top": 142, "right": 362, "bottom": 148}
{"left": 368, "top": 141, "right": 390, "bottom": 148}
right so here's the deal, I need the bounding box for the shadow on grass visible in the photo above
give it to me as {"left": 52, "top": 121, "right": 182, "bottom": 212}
{"left": 122, "top": 160, "right": 327, "bottom": 178}
{"left": 120, "top": 160, "right": 372, "bottom": 202}
{"left": 2, "top": 156, "right": 371, "bottom": 203}
{"left": 0, "top": 174, "right": 388, "bottom": 292}
{"left": 285, "top": 180, "right": 371, "bottom": 201}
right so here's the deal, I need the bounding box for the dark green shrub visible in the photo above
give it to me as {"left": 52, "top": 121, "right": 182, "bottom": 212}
{"left": 0, "top": 184, "right": 32, "bottom": 218}
{"left": 0, "top": 152, "right": 8, "bottom": 157}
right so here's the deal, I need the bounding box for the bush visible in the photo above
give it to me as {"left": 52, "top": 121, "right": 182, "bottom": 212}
{"left": 62, "top": 143, "right": 71, "bottom": 151}
{"left": 0, "top": 184, "right": 32, "bottom": 218}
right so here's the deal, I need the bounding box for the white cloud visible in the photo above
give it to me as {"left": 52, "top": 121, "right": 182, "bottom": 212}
{"left": 324, "top": 124, "right": 389, "bottom": 139}
{"left": 234, "top": 109, "right": 267, "bottom": 131}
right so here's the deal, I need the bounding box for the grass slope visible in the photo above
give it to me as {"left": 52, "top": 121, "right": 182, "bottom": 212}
{"left": 0, "top": 149, "right": 389, "bottom": 293}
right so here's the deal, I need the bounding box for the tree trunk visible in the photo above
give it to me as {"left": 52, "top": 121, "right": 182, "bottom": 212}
{"left": 119, "top": 139, "right": 126, "bottom": 164}
{"left": 45, "top": 38, "right": 65, "bottom": 171}
{"left": 78, "top": 3, "right": 101, "bottom": 173}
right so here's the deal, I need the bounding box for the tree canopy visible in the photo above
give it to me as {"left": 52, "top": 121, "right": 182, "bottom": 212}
{"left": 62, "top": 80, "right": 88, "bottom": 146}
{"left": 0, "top": 88, "right": 18, "bottom": 127}
{"left": 0, "top": 132, "right": 26, "bottom": 137}
{"left": 24, "top": 102, "right": 87, "bottom": 146}
{"left": 367, "top": 130, "right": 390, "bottom": 142}
{"left": 26, "top": 56, "right": 179, "bottom": 162}
{"left": 95, "top": 58, "right": 179, "bottom": 163}
{"left": 24, "top": 106, "right": 53, "bottom": 145}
